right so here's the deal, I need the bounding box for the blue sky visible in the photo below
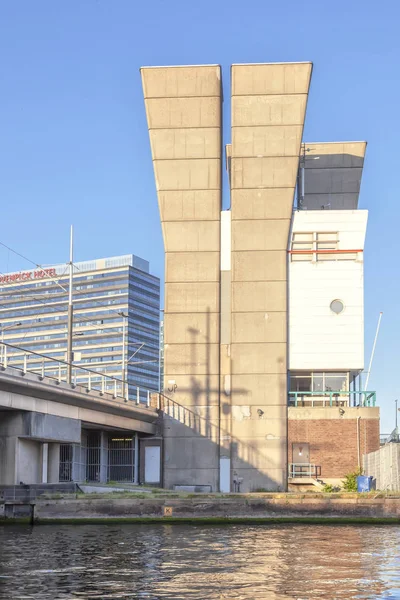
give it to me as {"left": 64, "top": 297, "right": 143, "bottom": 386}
{"left": 0, "top": 0, "right": 398, "bottom": 431}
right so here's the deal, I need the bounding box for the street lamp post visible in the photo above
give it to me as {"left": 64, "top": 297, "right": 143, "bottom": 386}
{"left": 66, "top": 226, "right": 74, "bottom": 384}
{"left": 1, "top": 321, "right": 22, "bottom": 343}
{"left": 118, "top": 311, "right": 128, "bottom": 400}
{"left": 396, "top": 399, "right": 398, "bottom": 432}
{"left": 71, "top": 319, "right": 155, "bottom": 403}
{"left": 298, "top": 145, "right": 320, "bottom": 209}
{"left": 159, "top": 308, "right": 164, "bottom": 393}
{"left": 0, "top": 322, "right": 22, "bottom": 363}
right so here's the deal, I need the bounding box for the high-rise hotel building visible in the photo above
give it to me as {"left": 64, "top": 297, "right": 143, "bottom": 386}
{"left": 0, "top": 255, "right": 160, "bottom": 400}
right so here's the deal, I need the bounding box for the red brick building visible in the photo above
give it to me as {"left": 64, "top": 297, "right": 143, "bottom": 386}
{"left": 288, "top": 406, "right": 380, "bottom": 482}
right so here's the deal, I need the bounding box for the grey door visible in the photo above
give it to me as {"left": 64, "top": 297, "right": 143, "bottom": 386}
{"left": 292, "top": 443, "right": 310, "bottom": 464}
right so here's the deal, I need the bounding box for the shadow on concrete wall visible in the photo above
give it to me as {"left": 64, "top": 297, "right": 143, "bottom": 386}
{"left": 158, "top": 309, "right": 287, "bottom": 492}
{"left": 156, "top": 391, "right": 287, "bottom": 492}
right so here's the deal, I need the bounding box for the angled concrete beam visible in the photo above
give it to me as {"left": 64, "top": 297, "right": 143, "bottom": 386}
{"left": 230, "top": 62, "right": 313, "bottom": 491}
{"left": 141, "top": 65, "right": 223, "bottom": 490}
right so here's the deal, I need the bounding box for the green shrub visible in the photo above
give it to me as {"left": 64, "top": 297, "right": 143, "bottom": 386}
{"left": 342, "top": 467, "right": 363, "bottom": 492}
{"left": 322, "top": 483, "right": 335, "bottom": 493}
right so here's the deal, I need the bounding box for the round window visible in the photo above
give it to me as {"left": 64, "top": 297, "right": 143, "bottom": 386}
{"left": 330, "top": 299, "right": 344, "bottom": 314}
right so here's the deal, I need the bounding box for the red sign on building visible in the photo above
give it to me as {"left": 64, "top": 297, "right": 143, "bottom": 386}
{"left": 0, "top": 268, "right": 57, "bottom": 284}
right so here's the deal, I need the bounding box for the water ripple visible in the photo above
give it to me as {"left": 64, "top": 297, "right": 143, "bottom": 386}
{"left": 0, "top": 524, "right": 399, "bottom": 599}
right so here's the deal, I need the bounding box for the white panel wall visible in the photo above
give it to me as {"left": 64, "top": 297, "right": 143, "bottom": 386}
{"left": 289, "top": 210, "right": 368, "bottom": 371}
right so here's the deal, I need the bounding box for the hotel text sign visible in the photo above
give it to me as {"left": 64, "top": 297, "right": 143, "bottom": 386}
{"left": 0, "top": 268, "right": 57, "bottom": 284}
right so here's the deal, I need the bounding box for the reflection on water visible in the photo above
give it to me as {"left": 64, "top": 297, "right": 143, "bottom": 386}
{"left": 0, "top": 524, "right": 399, "bottom": 599}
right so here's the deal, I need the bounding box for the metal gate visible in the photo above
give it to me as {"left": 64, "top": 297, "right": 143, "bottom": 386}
{"left": 86, "top": 432, "right": 101, "bottom": 482}
{"left": 59, "top": 444, "right": 73, "bottom": 482}
{"left": 108, "top": 437, "right": 135, "bottom": 482}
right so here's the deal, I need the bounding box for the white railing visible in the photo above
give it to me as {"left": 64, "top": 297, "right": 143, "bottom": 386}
{"left": 288, "top": 463, "right": 321, "bottom": 479}
{"left": 0, "top": 341, "right": 154, "bottom": 407}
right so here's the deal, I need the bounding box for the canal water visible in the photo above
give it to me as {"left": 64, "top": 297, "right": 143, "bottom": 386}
{"left": 0, "top": 524, "right": 399, "bottom": 599}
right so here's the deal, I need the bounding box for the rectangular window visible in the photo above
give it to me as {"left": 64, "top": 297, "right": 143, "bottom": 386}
{"left": 290, "top": 372, "right": 312, "bottom": 392}
{"left": 316, "top": 232, "right": 338, "bottom": 261}
{"left": 312, "top": 374, "right": 324, "bottom": 392}
{"left": 291, "top": 232, "right": 313, "bottom": 261}
{"left": 324, "top": 373, "right": 348, "bottom": 392}
{"left": 291, "top": 231, "right": 359, "bottom": 262}
{"left": 290, "top": 372, "right": 349, "bottom": 393}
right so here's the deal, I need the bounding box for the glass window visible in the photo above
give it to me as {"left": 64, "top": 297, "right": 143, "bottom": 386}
{"left": 290, "top": 372, "right": 349, "bottom": 394}
{"left": 312, "top": 374, "right": 324, "bottom": 392}
{"left": 290, "top": 373, "right": 312, "bottom": 392}
{"left": 324, "top": 373, "right": 348, "bottom": 392}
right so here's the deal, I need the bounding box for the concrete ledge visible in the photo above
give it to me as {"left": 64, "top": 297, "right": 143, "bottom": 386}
{"left": 13, "top": 517, "right": 400, "bottom": 525}
{"left": 18, "top": 494, "right": 400, "bottom": 524}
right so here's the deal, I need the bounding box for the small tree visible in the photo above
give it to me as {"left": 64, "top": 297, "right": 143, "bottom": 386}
{"left": 342, "top": 467, "right": 363, "bottom": 492}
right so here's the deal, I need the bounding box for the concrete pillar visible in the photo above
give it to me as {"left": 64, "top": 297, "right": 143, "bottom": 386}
{"left": 99, "top": 431, "right": 108, "bottom": 483}
{"left": 134, "top": 434, "right": 139, "bottom": 484}
{"left": 17, "top": 438, "right": 42, "bottom": 484}
{"left": 47, "top": 443, "right": 60, "bottom": 483}
{"left": 0, "top": 436, "right": 18, "bottom": 485}
{"left": 42, "top": 443, "right": 48, "bottom": 483}
{"left": 230, "top": 62, "right": 312, "bottom": 492}
{"left": 141, "top": 65, "right": 222, "bottom": 491}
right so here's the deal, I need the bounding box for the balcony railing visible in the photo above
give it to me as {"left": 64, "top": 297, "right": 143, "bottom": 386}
{"left": 288, "top": 463, "right": 321, "bottom": 479}
{"left": 289, "top": 390, "right": 377, "bottom": 408}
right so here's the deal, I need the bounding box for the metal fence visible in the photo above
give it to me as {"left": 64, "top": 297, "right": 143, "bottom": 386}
{"left": 86, "top": 433, "right": 102, "bottom": 482}
{"left": 58, "top": 434, "right": 137, "bottom": 483}
{"left": 108, "top": 436, "right": 135, "bottom": 482}
{"left": 364, "top": 444, "right": 400, "bottom": 491}
{"left": 59, "top": 444, "right": 73, "bottom": 482}
{"left": 0, "top": 483, "right": 78, "bottom": 502}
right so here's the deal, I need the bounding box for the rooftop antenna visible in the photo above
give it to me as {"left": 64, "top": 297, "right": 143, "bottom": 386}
{"left": 66, "top": 225, "right": 74, "bottom": 384}
{"left": 298, "top": 145, "right": 320, "bottom": 209}
{"left": 364, "top": 312, "right": 383, "bottom": 391}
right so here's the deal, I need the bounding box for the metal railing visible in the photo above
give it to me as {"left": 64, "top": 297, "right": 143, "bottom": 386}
{"left": 0, "top": 483, "right": 78, "bottom": 502}
{"left": 0, "top": 341, "right": 154, "bottom": 407}
{"left": 288, "top": 463, "right": 321, "bottom": 479}
{"left": 289, "top": 390, "right": 377, "bottom": 408}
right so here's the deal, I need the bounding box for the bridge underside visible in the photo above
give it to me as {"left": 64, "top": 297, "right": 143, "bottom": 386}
{"left": 0, "top": 367, "right": 160, "bottom": 486}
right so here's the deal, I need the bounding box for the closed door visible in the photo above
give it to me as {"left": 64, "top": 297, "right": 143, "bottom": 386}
{"left": 219, "top": 457, "right": 231, "bottom": 493}
{"left": 145, "top": 446, "right": 161, "bottom": 483}
{"left": 292, "top": 443, "right": 310, "bottom": 464}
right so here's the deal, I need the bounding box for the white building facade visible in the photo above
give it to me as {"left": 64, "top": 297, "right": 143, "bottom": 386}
{"left": 288, "top": 141, "right": 370, "bottom": 406}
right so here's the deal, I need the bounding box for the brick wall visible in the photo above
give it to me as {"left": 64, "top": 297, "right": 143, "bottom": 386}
{"left": 288, "top": 412, "right": 380, "bottom": 478}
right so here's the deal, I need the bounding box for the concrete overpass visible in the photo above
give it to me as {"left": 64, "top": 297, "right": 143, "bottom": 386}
{"left": 0, "top": 360, "right": 160, "bottom": 486}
